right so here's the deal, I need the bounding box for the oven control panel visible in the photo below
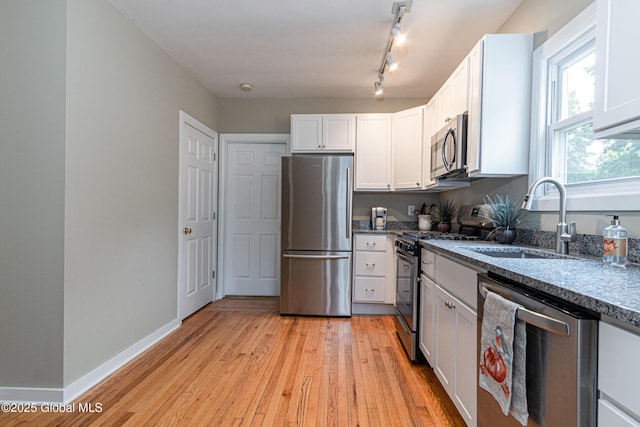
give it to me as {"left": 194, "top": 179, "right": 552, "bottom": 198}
{"left": 395, "top": 236, "right": 419, "bottom": 256}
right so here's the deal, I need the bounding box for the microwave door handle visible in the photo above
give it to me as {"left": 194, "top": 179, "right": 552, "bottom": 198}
{"left": 441, "top": 128, "right": 456, "bottom": 171}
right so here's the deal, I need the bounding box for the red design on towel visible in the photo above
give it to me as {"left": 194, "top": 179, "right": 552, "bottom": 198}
{"left": 480, "top": 347, "right": 510, "bottom": 398}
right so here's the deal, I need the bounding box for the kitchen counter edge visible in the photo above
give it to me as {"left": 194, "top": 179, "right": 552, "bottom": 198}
{"left": 419, "top": 239, "right": 640, "bottom": 331}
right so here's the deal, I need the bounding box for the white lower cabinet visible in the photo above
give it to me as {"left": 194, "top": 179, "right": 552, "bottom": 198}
{"left": 353, "top": 234, "right": 394, "bottom": 304}
{"left": 419, "top": 273, "right": 436, "bottom": 365}
{"left": 420, "top": 248, "right": 479, "bottom": 427}
{"left": 434, "top": 285, "right": 477, "bottom": 427}
{"left": 598, "top": 322, "right": 640, "bottom": 426}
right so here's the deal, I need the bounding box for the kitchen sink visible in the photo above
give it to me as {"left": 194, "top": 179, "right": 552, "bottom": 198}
{"left": 463, "top": 247, "right": 580, "bottom": 260}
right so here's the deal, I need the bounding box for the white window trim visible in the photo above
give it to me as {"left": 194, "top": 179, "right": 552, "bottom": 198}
{"left": 529, "top": 2, "right": 640, "bottom": 212}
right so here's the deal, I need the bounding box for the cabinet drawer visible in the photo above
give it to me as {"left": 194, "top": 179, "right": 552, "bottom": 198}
{"left": 353, "top": 277, "right": 386, "bottom": 303}
{"left": 434, "top": 255, "right": 479, "bottom": 310}
{"left": 420, "top": 248, "right": 436, "bottom": 278}
{"left": 599, "top": 322, "right": 640, "bottom": 417}
{"left": 354, "top": 234, "right": 387, "bottom": 251}
{"left": 354, "top": 252, "right": 386, "bottom": 276}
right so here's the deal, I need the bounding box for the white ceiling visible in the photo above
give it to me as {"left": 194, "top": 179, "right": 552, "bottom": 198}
{"left": 109, "top": 0, "right": 525, "bottom": 99}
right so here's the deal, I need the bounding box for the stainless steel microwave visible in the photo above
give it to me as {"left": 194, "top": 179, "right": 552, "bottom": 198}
{"left": 430, "top": 113, "right": 468, "bottom": 180}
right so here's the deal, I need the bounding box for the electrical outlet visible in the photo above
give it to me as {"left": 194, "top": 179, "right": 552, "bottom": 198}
{"left": 408, "top": 205, "right": 415, "bottom": 216}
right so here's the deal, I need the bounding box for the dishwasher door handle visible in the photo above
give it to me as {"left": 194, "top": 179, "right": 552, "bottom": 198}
{"left": 479, "top": 282, "right": 570, "bottom": 337}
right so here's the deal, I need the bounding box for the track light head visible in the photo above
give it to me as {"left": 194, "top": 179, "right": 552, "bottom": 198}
{"left": 386, "top": 54, "right": 398, "bottom": 71}
{"left": 374, "top": 81, "right": 384, "bottom": 96}
{"left": 391, "top": 23, "right": 406, "bottom": 45}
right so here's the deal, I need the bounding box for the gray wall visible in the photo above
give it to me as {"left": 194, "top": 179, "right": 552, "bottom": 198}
{"left": 0, "top": 0, "right": 67, "bottom": 388}
{"left": 63, "top": 0, "right": 219, "bottom": 385}
{"left": 498, "top": 0, "right": 595, "bottom": 49}
{"left": 353, "top": 193, "right": 439, "bottom": 223}
{"left": 218, "top": 98, "right": 424, "bottom": 133}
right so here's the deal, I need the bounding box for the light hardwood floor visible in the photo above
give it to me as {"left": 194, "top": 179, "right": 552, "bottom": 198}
{"left": 3, "top": 297, "right": 464, "bottom": 426}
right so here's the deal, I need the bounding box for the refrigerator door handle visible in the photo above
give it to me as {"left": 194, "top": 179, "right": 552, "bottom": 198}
{"left": 283, "top": 254, "right": 351, "bottom": 260}
{"left": 346, "top": 167, "right": 351, "bottom": 239}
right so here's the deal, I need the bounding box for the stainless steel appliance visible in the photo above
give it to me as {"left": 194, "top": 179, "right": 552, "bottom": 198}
{"left": 431, "top": 113, "right": 468, "bottom": 180}
{"left": 393, "top": 205, "right": 495, "bottom": 361}
{"left": 477, "top": 273, "right": 597, "bottom": 427}
{"left": 394, "top": 234, "right": 421, "bottom": 362}
{"left": 371, "top": 206, "right": 388, "bottom": 230}
{"left": 280, "top": 155, "right": 353, "bottom": 317}
{"left": 394, "top": 229, "right": 482, "bottom": 362}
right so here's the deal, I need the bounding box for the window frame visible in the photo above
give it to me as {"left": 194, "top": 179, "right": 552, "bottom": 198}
{"left": 528, "top": 2, "right": 640, "bottom": 212}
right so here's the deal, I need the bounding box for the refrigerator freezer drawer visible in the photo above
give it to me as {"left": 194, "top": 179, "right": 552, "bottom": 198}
{"left": 280, "top": 251, "right": 352, "bottom": 316}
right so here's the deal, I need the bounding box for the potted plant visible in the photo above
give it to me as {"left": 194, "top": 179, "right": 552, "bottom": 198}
{"left": 431, "top": 199, "right": 457, "bottom": 233}
{"left": 481, "top": 194, "right": 527, "bottom": 244}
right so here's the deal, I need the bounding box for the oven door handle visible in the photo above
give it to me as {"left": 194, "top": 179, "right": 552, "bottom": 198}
{"left": 479, "top": 282, "right": 570, "bottom": 337}
{"left": 396, "top": 251, "right": 416, "bottom": 265}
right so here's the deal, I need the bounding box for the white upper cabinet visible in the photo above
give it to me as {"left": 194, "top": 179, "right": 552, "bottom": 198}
{"left": 392, "top": 106, "right": 424, "bottom": 190}
{"left": 466, "top": 34, "right": 533, "bottom": 177}
{"left": 436, "top": 57, "right": 470, "bottom": 129}
{"left": 422, "top": 98, "right": 438, "bottom": 189}
{"left": 291, "top": 114, "right": 355, "bottom": 152}
{"left": 593, "top": 0, "right": 640, "bottom": 139}
{"left": 355, "top": 114, "right": 392, "bottom": 191}
{"left": 291, "top": 114, "right": 322, "bottom": 151}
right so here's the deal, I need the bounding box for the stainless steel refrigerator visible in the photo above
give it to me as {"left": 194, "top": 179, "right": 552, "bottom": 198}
{"left": 280, "top": 154, "right": 353, "bottom": 316}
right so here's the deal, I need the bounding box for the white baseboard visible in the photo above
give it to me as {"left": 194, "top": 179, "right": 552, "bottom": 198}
{"left": 0, "top": 318, "right": 181, "bottom": 404}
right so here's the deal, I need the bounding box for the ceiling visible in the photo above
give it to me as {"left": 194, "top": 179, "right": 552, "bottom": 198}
{"left": 109, "top": 0, "right": 525, "bottom": 100}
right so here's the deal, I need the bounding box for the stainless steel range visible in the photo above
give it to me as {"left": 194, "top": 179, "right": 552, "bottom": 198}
{"left": 393, "top": 205, "right": 494, "bottom": 362}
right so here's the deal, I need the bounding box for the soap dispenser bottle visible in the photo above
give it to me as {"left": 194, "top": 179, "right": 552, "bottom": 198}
{"left": 603, "top": 215, "right": 628, "bottom": 267}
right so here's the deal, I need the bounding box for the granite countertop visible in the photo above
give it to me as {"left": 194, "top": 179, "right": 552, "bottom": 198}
{"left": 419, "top": 240, "right": 640, "bottom": 329}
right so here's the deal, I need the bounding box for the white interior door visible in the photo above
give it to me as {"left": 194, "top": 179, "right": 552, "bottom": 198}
{"left": 178, "top": 112, "right": 218, "bottom": 319}
{"left": 222, "top": 137, "right": 287, "bottom": 296}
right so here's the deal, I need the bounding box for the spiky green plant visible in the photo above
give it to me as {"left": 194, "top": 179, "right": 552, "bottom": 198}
{"left": 430, "top": 199, "right": 457, "bottom": 225}
{"left": 481, "top": 194, "right": 527, "bottom": 230}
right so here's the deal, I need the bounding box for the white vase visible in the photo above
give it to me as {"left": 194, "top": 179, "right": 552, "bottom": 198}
{"left": 418, "top": 215, "right": 432, "bottom": 231}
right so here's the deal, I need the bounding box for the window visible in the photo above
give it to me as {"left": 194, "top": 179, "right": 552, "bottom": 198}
{"left": 530, "top": 3, "right": 640, "bottom": 211}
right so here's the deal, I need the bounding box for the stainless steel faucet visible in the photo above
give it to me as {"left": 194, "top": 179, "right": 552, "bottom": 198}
{"left": 521, "top": 177, "right": 577, "bottom": 254}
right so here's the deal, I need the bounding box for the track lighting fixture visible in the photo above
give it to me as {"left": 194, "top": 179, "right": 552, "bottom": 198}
{"left": 372, "top": 1, "right": 412, "bottom": 96}
{"left": 391, "top": 23, "right": 406, "bottom": 45}
{"left": 374, "top": 81, "right": 384, "bottom": 96}
{"left": 386, "top": 53, "right": 398, "bottom": 71}
{"left": 374, "top": 73, "right": 385, "bottom": 96}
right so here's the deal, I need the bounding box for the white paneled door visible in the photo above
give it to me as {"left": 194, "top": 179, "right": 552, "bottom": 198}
{"left": 178, "top": 113, "right": 218, "bottom": 319}
{"left": 223, "top": 141, "right": 287, "bottom": 296}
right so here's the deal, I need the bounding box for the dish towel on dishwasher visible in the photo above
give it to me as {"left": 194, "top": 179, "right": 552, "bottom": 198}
{"left": 479, "top": 290, "right": 529, "bottom": 425}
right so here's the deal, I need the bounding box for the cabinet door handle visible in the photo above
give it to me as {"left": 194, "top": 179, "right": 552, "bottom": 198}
{"left": 366, "top": 242, "right": 376, "bottom": 247}
{"left": 422, "top": 260, "right": 431, "bottom": 265}
{"left": 365, "top": 288, "right": 375, "bottom": 292}
{"left": 365, "top": 263, "right": 375, "bottom": 268}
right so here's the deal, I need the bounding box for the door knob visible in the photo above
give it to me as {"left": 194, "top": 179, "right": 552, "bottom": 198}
{"left": 184, "top": 227, "right": 192, "bottom": 234}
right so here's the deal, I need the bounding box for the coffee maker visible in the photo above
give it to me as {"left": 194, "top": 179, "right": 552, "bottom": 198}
{"left": 371, "top": 207, "right": 388, "bottom": 230}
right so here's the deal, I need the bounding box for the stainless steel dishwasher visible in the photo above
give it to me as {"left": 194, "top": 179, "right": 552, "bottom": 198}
{"left": 477, "top": 273, "right": 598, "bottom": 427}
